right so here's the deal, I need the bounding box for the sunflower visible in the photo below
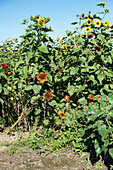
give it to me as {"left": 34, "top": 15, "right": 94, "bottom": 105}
{"left": 94, "top": 20, "right": 101, "bottom": 27}
{"left": 59, "top": 112, "right": 66, "bottom": 119}
{"left": 87, "top": 33, "right": 93, "bottom": 38}
{"left": 85, "top": 27, "right": 91, "bottom": 32}
{"left": 57, "top": 37, "right": 60, "bottom": 41}
{"left": 1, "top": 63, "right": 6, "bottom": 68}
{"left": 8, "top": 46, "right": 11, "bottom": 50}
{"left": 60, "top": 40, "right": 64, "bottom": 44}
{"left": 4, "top": 66, "right": 9, "bottom": 70}
{"left": 38, "top": 17, "right": 46, "bottom": 24}
{"left": 37, "top": 72, "right": 47, "bottom": 83}
{"left": 107, "top": 24, "right": 110, "bottom": 30}
{"left": 9, "top": 39, "right": 13, "bottom": 43}
{"left": 111, "top": 24, "right": 113, "bottom": 29}
{"left": 95, "top": 45, "right": 101, "bottom": 51}
{"left": 81, "top": 13, "right": 84, "bottom": 19}
{"left": 64, "top": 95, "right": 69, "bottom": 102}
{"left": 86, "top": 18, "right": 92, "bottom": 25}
{"left": 89, "top": 94, "right": 94, "bottom": 100}
{"left": 59, "top": 67, "right": 63, "bottom": 70}
{"left": 104, "top": 21, "right": 109, "bottom": 26}
{"left": 44, "top": 90, "right": 51, "bottom": 101}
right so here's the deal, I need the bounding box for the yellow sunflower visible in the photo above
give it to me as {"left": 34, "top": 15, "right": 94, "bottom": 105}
{"left": 94, "top": 20, "right": 101, "bottom": 27}
{"left": 86, "top": 18, "right": 92, "bottom": 25}
{"left": 107, "top": 24, "right": 110, "bottom": 30}
{"left": 104, "top": 21, "right": 109, "bottom": 26}
{"left": 85, "top": 27, "right": 91, "bottom": 32}
{"left": 38, "top": 17, "right": 46, "bottom": 24}
{"left": 57, "top": 37, "right": 60, "bottom": 41}
{"left": 81, "top": 13, "right": 84, "bottom": 19}
{"left": 111, "top": 24, "right": 113, "bottom": 29}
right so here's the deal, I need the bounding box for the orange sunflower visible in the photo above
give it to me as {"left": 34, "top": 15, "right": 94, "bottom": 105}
{"left": 44, "top": 90, "right": 51, "bottom": 101}
{"left": 59, "top": 112, "right": 66, "bottom": 119}
{"left": 37, "top": 72, "right": 47, "bottom": 83}
{"left": 64, "top": 95, "right": 69, "bottom": 102}
{"left": 95, "top": 46, "right": 101, "bottom": 51}
{"left": 89, "top": 94, "right": 94, "bottom": 100}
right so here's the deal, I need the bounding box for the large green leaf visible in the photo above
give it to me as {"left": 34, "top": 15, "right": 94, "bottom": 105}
{"left": 0, "top": 84, "right": 2, "bottom": 93}
{"left": 38, "top": 44, "right": 49, "bottom": 53}
{"left": 32, "top": 85, "right": 41, "bottom": 94}
{"left": 70, "top": 67, "right": 79, "bottom": 75}
{"left": 109, "top": 148, "right": 113, "bottom": 158}
{"left": 97, "top": 73, "right": 105, "bottom": 84}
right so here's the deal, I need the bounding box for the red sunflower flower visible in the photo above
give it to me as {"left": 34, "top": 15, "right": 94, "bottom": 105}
{"left": 95, "top": 46, "right": 101, "bottom": 51}
{"left": 44, "top": 90, "right": 51, "bottom": 101}
{"left": 59, "top": 112, "right": 66, "bottom": 119}
{"left": 97, "top": 95, "right": 101, "bottom": 98}
{"left": 64, "top": 95, "right": 69, "bottom": 102}
{"left": 59, "top": 67, "right": 63, "bottom": 70}
{"left": 37, "top": 72, "right": 47, "bottom": 83}
{"left": 91, "top": 102, "right": 95, "bottom": 106}
{"left": 1, "top": 63, "right": 6, "bottom": 68}
{"left": 4, "top": 66, "right": 9, "bottom": 70}
{"left": 89, "top": 94, "right": 94, "bottom": 100}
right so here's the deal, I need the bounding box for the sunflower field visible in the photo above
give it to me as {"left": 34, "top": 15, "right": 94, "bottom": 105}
{"left": 0, "top": 1, "right": 113, "bottom": 167}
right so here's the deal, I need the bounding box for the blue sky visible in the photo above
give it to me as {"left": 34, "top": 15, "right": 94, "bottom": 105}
{"left": 0, "top": 0, "right": 113, "bottom": 42}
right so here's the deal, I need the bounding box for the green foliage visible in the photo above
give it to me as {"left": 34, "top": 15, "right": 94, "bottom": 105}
{"left": 0, "top": 1, "right": 113, "bottom": 167}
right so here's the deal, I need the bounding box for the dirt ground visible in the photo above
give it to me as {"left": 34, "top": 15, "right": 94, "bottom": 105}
{"left": 0, "top": 132, "right": 108, "bottom": 170}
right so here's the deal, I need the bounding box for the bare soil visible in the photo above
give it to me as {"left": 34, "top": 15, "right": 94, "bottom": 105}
{"left": 0, "top": 132, "right": 108, "bottom": 170}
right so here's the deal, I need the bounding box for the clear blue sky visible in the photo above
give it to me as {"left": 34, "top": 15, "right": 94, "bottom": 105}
{"left": 0, "top": 0, "right": 113, "bottom": 42}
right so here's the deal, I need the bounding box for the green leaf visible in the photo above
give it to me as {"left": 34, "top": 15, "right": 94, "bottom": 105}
{"left": 35, "top": 109, "right": 41, "bottom": 115}
{"left": 24, "top": 85, "right": 33, "bottom": 91}
{"left": 68, "top": 85, "right": 76, "bottom": 96}
{"left": 0, "top": 84, "right": 2, "bottom": 93}
{"left": 98, "top": 125, "right": 107, "bottom": 138}
{"left": 94, "top": 139, "right": 102, "bottom": 156}
{"left": 32, "top": 85, "right": 41, "bottom": 94}
{"left": 78, "top": 97, "right": 87, "bottom": 104}
{"left": 109, "top": 148, "right": 113, "bottom": 158}
{"left": 38, "top": 44, "right": 49, "bottom": 53}
{"left": 49, "top": 100, "right": 57, "bottom": 106}
{"left": 97, "top": 73, "right": 105, "bottom": 84}
{"left": 3, "top": 87, "right": 8, "bottom": 95}
{"left": 15, "top": 61, "right": 24, "bottom": 69}
{"left": 70, "top": 67, "right": 79, "bottom": 75}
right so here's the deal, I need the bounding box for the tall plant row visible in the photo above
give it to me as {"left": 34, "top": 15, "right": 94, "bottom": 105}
{"left": 0, "top": 1, "right": 113, "bottom": 164}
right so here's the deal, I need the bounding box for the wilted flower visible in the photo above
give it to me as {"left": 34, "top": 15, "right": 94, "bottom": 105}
{"left": 44, "top": 90, "right": 51, "bottom": 101}
{"left": 87, "top": 33, "right": 93, "bottom": 38}
{"left": 95, "top": 45, "right": 101, "bottom": 51}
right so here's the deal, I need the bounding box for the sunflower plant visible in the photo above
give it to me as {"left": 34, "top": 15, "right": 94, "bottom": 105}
{"left": 0, "top": 1, "right": 113, "bottom": 166}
